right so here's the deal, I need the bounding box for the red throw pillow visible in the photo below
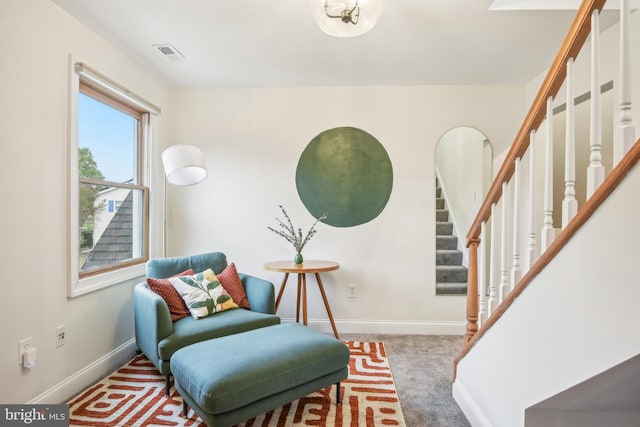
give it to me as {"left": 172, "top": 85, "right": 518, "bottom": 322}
{"left": 146, "top": 269, "right": 194, "bottom": 322}
{"left": 217, "top": 263, "right": 251, "bottom": 310}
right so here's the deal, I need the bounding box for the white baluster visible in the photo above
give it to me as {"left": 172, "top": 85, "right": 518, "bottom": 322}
{"left": 527, "top": 130, "right": 538, "bottom": 269}
{"left": 478, "top": 220, "right": 487, "bottom": 327}
{"left": 619, "top": 0, "right": 636, "bottom": 157}
{"left": 499, "top": 182, "right": 510, "bottom": 302}
{"left": 562, "top": 57, "right": 578, "bottom": 229}
{"left": 542, "top": 96, "right": 555, "bottom": 251}
{"left": 588, "top": 9, "right": 605, "bottom": 200}
{"left": 488, "top": 203, "right": 498, "bottom": 314}
{"left": 511, "top": 158, "right": 522, "bottom": 289}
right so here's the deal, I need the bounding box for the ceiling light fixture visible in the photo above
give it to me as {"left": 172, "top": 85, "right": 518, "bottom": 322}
{"left": 308, "top": 0, "right": 384, "bottom": 38}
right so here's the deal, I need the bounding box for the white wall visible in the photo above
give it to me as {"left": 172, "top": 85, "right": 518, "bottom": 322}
{"left": 0, "top": 0, "right": 169, "bottom": 403}
{"left": 453, "top": 160, "right": 640, "bottom": 427}
{"left": 166, "top": 85, "right": 525, "bottom": 335}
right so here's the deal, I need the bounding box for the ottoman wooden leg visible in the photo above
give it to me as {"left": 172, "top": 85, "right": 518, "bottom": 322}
{"left": 336, "top": 382, "right": 341, "bottom": 405}
{"left": 183, "top": 400, "right": 189, "bottom": 418}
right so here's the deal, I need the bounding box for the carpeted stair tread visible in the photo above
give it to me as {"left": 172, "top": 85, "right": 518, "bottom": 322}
{"left": 436, "top": 249, "right": 463, "bottom": 265}
{"left": 436, "top": 235, "right": 458, "bottom": 250}
{"left": 436, "top": 265, "right": 468, "bottom": 282}
{"left": 435, "top": 282, "right": 468, "bottom": 295}
{"left": 436, "top": 222, "right": 453, "bottom": 235}
{"left": 436, "top": 209, "right": 449, "bottom": 222}
{"left": 436, "top": 198, "right": 445, "bottom": 209}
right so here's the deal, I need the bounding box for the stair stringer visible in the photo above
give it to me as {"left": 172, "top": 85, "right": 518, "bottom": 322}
{"left": 453, "top": 162, "right": 640, "bottom": 427}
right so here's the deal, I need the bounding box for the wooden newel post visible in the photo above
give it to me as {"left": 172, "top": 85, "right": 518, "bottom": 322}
{"left": 465, "top": 238, "right": 480, "bottom": 343}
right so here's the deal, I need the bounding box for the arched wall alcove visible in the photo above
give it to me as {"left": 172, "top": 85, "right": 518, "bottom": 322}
{"left": 436, "top": 126, "right": 492, "bottom": 241}
{"left": 434, "top": 126, "right": 492, "bottom": 295}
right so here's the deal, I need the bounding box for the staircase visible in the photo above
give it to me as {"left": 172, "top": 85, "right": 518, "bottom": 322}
{"left": 452, "top": 1, "right": 640, "bottom": 424}
{"left": 435, "top": 178, "right": 468, "bottom": 295}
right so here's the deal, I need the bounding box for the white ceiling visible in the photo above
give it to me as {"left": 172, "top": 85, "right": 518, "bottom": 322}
{"left": 50, "top": 0, "right": 620, "bottom": 88}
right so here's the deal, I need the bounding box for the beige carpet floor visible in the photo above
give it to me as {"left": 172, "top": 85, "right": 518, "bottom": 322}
{"left": 341, "top": 334, "right": 470, "bottom": 427}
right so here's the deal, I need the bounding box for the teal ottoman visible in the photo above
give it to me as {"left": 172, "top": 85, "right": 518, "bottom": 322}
{"left": 171, "top": 323, "right": 350, "bottom": 427}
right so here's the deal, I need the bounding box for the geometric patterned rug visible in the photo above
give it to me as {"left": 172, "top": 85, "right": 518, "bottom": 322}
{"left": 68, "top": 341, "right": 406, "bottom": 426}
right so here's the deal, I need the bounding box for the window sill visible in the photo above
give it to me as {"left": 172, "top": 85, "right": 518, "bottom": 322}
{"left": 69, "top": 263, "right": 145, "bottom": 298}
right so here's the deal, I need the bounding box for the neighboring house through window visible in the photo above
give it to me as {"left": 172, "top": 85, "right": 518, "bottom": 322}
{"left": 69, "top": 60, "right": 159, "bottom": 297}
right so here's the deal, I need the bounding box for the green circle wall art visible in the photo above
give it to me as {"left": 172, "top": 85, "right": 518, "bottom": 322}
{"left": 296, "top": 127, "right": 393, "bottom": 228}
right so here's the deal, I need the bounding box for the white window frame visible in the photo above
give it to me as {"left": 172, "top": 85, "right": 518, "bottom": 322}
{"left": 68, "top": 56, "right": 160, "bottom": 298}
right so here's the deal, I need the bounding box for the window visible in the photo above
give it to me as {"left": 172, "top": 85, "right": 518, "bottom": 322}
{"left": 107, "top": 200, "right": 123, "bottom": 213}
{"left": 69, "top": 61, "right": 159, "bottom": 297}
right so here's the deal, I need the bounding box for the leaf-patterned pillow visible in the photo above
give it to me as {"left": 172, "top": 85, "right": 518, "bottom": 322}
{"left": 168, "top": 269, "right": 238, "bottom": 319}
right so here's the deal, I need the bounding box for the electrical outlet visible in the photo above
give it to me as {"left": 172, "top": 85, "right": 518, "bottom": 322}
{"left": 348, "top": 284, "right": 357, "bottom": 298}
{"left": 56, "top": 325, "right": 66, "bottom": 347}
{"left": 18, "top": 337, "right": 32, "bottom": 364}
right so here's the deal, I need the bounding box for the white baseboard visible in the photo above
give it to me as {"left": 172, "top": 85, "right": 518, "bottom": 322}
{"left": 280, "top": 318, "right": 466, "bottom": 335}
{"left": 452, "top": 379, "right": 493, "bottom": 427}
{"left": 28, "top": 338, "right": 138, "bottom": 404}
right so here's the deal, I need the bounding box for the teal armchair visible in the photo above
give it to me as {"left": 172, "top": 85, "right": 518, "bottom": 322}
{"left": 133, "top": 252, "right": 280, "bottom": 395}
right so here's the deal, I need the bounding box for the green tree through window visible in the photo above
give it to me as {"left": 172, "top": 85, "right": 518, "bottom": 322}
{"left": 79, "top": 147, "right": 105, "bottom": 250}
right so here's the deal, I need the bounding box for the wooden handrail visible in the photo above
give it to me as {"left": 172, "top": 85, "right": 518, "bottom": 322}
{"left": 466, "top": 0, "right": 607, "bottom": 245}
{"left": 454, "top": 137, "right": 640, "bottom": 381}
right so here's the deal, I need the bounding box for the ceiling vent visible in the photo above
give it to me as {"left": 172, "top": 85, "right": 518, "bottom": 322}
{"left": 153, "top": 44, "right": 187, "bottom": 63}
